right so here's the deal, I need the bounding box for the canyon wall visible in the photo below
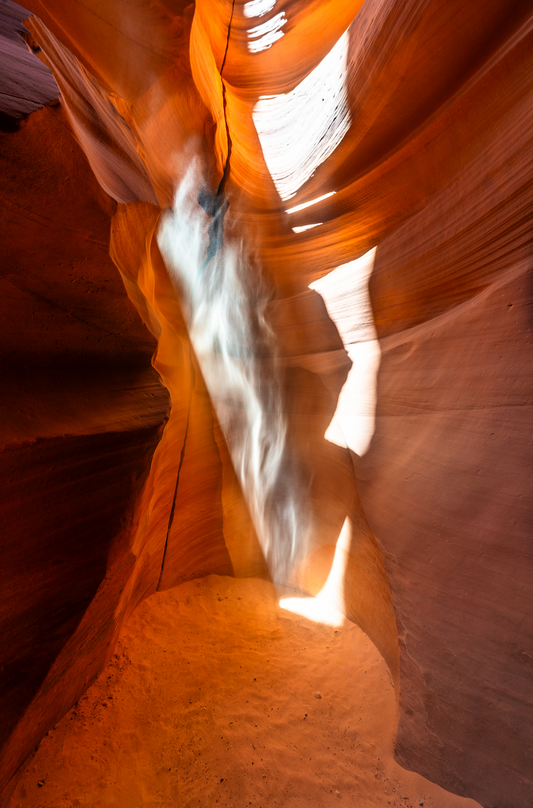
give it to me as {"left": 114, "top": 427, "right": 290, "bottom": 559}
{"left": 0, "top": 10, "right": 170, "bottom": 794}
{"left": 1, "top": 1, "right": 532, "bottom": 806}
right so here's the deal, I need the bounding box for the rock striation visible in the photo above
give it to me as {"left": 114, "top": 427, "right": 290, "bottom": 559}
{"left": 0, "top": 1, "right": 532, "bottom": 806}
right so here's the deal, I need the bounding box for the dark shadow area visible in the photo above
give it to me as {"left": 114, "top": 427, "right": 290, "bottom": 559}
{"left": 0, "top": 111, "right": 23, "bottom": 132}
{"left": 0, "top": 51, "right": 170, "bottom": 793}
{"left": 0, "top": 424, "right": 164, "bottom": 752}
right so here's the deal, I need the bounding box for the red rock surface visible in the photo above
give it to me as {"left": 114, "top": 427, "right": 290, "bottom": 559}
{"left": 0, "top": 94, "right": 170, "bottom": 796}
{"left": 1, "top": 1, "right": 532, "bottom": 807}
{"left": 0, "top": 0, "right": 57, "bottom": 124}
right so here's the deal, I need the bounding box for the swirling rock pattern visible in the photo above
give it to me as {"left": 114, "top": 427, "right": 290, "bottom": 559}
{"left": 0, "top": 1, "right": 532, "bottom": 806}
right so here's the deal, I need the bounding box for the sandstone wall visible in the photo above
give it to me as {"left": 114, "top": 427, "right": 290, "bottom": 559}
{"left": 1, "top": 1, "right": 532, "bottom": 806}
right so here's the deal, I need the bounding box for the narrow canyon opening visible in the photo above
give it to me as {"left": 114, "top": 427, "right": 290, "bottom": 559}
{"left": 1, "top": 1, "right": 532, "bottom": 807}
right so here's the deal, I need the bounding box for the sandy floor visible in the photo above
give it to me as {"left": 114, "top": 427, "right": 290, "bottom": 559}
{"left": 8, "top": 576, "right": 482, "bottom": 808}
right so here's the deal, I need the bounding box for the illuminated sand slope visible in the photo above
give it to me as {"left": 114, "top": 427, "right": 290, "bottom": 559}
{"left": 1, "top": 1, "right": 532, "bottom": 807}
{"left": 7, "top": 576, "right": 483, "bottom": 808}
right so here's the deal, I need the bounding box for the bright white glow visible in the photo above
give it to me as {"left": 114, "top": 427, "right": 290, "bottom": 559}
{"left": 285, "top": 191, "right": 336, "bottom": 214}
{"left": 253, "top": 30, "right": 351, "bottom": 200}
{"left": 310, "top": 248, "right": 380, "bottom": 456}
{"left": 318, "top": 515, "right": 350, "bottom": 610}
{"left": 292, "top": 223, "right": 322, "bottom": 233}
{"left": 279, "top": 597, "right": 346, "bottom": 627}
{"left": 279, "top": 516, "right": 351, "bottom": 627}
{"left": 244, "top": 0, "right": 276, "bottom": 17}
{"left": 248, "top": 12, "right": 287, "bottom": 53}
{"left": 158, "top": 160, "right": 311, "bottom": 584}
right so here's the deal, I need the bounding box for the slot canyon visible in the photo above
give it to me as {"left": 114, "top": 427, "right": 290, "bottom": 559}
{"left": 0, "top": 0, "right": 532, "bottom": 805}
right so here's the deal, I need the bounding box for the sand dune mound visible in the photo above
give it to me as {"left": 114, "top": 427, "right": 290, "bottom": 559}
{"left": 9, "top": 576, "right": 481, "bottom": 808}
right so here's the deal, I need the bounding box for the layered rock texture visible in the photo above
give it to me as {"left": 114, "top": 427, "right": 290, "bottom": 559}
{"left": 0, "top": 1, "right": 532, "bottom": 807}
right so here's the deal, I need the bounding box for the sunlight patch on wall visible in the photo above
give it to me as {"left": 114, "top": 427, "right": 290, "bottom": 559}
{"left": 244, "top": 0, "right": 285, "bottom": 53}
{"left": 292, "top": 223, "right": 322, "bottom": 233}
{"left": 285, "top": 191, "right": 336, "bottom": 214}
{"left": 279, "top": 597, "right": 346, "bottom": 626}
{"left": 253, "top": 30, "right": 351, "bottom": 200}
{"left": 310, "top": 248, "right": 380, "bottom": 457}
{"left": 247, "top": 12, "right": 287, "bottom": 53}
{"left": 244, "top": 0, "right": 276, "bottom": 17}
{"left": 279, "top": 516, "right": 351, "bottom": 627}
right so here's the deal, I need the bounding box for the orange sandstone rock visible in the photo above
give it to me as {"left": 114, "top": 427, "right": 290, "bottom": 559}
{"left": 0, "top": 1, "right": 532, "bottom": 807}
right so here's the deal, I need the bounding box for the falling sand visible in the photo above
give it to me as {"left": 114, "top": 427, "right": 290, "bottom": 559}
{"left": 8, "top": 576, "right": 482, "bottom": 808}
